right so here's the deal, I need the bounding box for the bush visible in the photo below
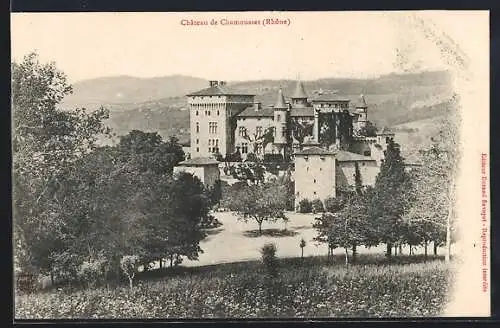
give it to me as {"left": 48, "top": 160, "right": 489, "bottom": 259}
{"left": 260, "top": 243, "right": 278, "bottom": 277}
{"left": 245, "top": 153, "right": 258, "bottom": 163}
{"left": 78, "top": 258, "right": 107, "bottom": 289}
{"left": 263, "top": 153, "right": 284, "bottom": 163}
{"left": 311, "top": 199, "right": 324, "bottom": 213}
{"left": 324, "top": 196, "right": 344, "bottom": 213}
{"left": 298, "top": 199, "right": 312, "bottom": 213}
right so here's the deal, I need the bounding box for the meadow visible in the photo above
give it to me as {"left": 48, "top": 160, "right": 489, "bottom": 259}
{"left": 15, "top": 255, "right": 452, "bottom": 319}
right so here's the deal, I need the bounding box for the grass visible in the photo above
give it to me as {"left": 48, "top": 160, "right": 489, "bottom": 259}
{"left": 15, "top": 255, "right": 453, "bottom": 319}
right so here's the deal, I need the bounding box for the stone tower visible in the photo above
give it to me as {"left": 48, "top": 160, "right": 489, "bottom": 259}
{"left": 355, "top": 94, "right": 368, "bottom": 131}
{"left": 273, "top": 88, "right": 288, "bottom": 156}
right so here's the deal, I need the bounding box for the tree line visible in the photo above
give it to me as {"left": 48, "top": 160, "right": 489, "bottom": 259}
{"left": 13, "top": 52, "right": 220, "bottom": 288}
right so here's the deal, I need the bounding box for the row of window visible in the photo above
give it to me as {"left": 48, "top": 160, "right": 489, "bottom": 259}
{"left": 195, "top": 110, "right": 221, "bottom": 116}
{"left": 194, "top": 146, "right": 219, "bottom": 153}
{"left": 315, "top": 103, "right": 349, "bottom": 109}
{"left": 195, "top": 122, "right": 218, "bottom": 134}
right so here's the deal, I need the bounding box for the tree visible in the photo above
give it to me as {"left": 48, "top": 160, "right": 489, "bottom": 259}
{"left": 313, "top": 189, "right": 370, "bottom": 264}
{"left": 299, "top": 238, "right": 306, "bottom": 259}
{"left": 120, "top": 255, "right": 140, "bottom": 289}
{"left": 370, "top": 139, "right": 411, "bottom": 258}
{"left": 311, "top": 199, "right": 324, "bottom": 213}
{"left": 404, "top": 125, "right": 458, "bottom": 261}
{"left": 226, "top": 181, "right": 287, "bottom": 233}
{"left": 298, "top": 199, "right": 312, "bottom": 213}
{"left": 358, "top": 121, "right": 378, "bottom": 137}
{"left": 12, "top": 52, "right": 112, "bottom": 277}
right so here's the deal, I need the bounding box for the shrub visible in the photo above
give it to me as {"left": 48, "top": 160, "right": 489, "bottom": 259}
{"left": 264, "top": 153, "right": 284, "bottom": 163}
{"left": 245, "top": 152, "right": 258, "bottom": 163}
{"left": 260, "top": 243, "right": 278, "bottom": 277}
{"left": 120, "top": 255, "right": 140, "bottom": 290}
{"left": 298, "top": 199, "right": 312, "bottom": 213}
{"left": 311, "top": 199, "right": 324, "bottom": 213}
{"left": 78, "top": 258, "right": 107, "bottom": 289}
{"left": 324, "top": 196, "right": 344, "bottom": 213}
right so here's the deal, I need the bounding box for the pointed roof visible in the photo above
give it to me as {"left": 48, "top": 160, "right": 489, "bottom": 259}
{"left": 292, "top": 80, "right": 308, "bottom": 99}
{"left": 356, "top": 94, "right": 368, "bottom": 108}
{"left": 274, "top": 88, "right": 287, "bottom": 109}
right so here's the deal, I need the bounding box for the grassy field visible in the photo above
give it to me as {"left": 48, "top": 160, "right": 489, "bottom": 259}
{"left": 15, "top": 255, "right": 453, "bottom": 319}
{"left": 16, "top": 211, "right": 456, "bottom": 319}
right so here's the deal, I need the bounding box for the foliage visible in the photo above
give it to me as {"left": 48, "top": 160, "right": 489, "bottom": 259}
{"left": 15, "top": 257, "right": 452, "bottom": 318}
{"left": 324, "top": 196, "right": 345, "bottom": 213}
{"left": 78, "top": 256, "right": 108, "bottom": 289}
{"left": 260, "top": 243, "right": 278, "bottom": 277}
{"left": 358, "top": 121, "right": 378, "bottom": 137}
{"left": 224, "top": 181, "right": 287, "bottom": 233}
{"left": 298, "top": 199, "right": 312, "bottom": 213}
{"left": 311, "top": 199, "right": 324, "bottom": 214}
{"left": 245, "top": 152, "right": 258, "bottom": 163}
{"left": 120, "top": 256, "right": 140, "bottom": 289}
{"left": 370, "top": 139, "right": 412, "bottom": 256}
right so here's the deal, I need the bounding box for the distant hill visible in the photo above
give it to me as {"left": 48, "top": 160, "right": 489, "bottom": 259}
{"left": 61, "top": 75, "right": 208, "bottom": 108}
{"left": 61, "top": 71, "right": 455, "bottom": 148}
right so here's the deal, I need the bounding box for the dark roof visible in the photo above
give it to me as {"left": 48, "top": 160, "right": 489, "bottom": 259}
{"left": 294, "top": 146, "right": 336, "bottom": 156}
{"left": 290, "top": 107, "right": 314, "bottom": 117}
{"left": 355, "top": 94, "right": 368, "bottom": 108}
{"left": 292, "top": 80, "right": 308, "bottom": 99}
{"left": 274, "top": 88, "right": 287, "bottom": 109}
{"left": 178, "top": 157, "right": 220, "bottom": 166}
{"left": 336, "top": 150, "right": 375, "bottom": 162}
{"left": 187, "top": 85, "right": 255, "bottom": 96}
{"left": 310, "top": 93, "right": 351, "bottom": 102}
{"left": 237, "top": 106, "right": 274, "bottom": 117}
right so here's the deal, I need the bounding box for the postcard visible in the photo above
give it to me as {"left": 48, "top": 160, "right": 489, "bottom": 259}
{"left": 11, "top": 11, "right": 490, "bottom": 319}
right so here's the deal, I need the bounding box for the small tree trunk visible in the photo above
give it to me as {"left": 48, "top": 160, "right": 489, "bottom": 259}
{"left": 170, "top": 255, "right": 174, "bottom": 268}
{"left": 159, "top": 259, "right": 162, "bottom": 269}
{"left": 128, "top": 277, "right": 133, "bottom": 290}
{"left": 352, "top": 243, "right": 357, "bottom": 264}
{"left": 344, "top": 247, "right": 349, "bottom": 265}
{"left": 409, "top": 244, "right": 413, "bottom": 256}
{"left": 386, "top": 243, "right": 392, "bottom": 258}
{"left": 399, "top": 244, "right": 403, "bottom": 255}
{"left": 50, "top": 271, "right": 54, "bottom": 286}
{"left": 258, "top": 221, "right": 263, "bottom": 234}
{"left": 424, "top": 240, "right": 428, "bottom": 261}
{"left": 394, "top": 245, "right": 398, "bottom": 256}
{"left": 301, "top": 248, "right": 304, "bottom": 259}
{"left": 433, "top": 243, "right": 438, "bottom": 256}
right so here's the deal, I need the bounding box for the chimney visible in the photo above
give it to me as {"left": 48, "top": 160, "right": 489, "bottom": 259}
{"left": 253, "top": 102, "right": 261, "bottom": 111}
{"left": 219, "top": 81, "right": 227, "bottom": 87}
{"left": 209, "top": 80, "right": 218, "bottom": 87}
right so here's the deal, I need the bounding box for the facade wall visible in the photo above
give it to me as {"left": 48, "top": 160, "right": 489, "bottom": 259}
{"left": 234, "top": 116, "right": 274, "bottom": 158}
{"left": 294, "top": 155, "right": 336, "bottom": 209}
{"left": 173, "top": 165, "right": 220, "bottom": 188}
{"left": 336, "top": 160, "right": 379, "bottom": 188}
{"left": 188, "top": 94, "right": 254, "bottom": 157}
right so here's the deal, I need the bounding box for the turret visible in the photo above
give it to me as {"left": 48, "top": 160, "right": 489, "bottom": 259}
{"left": 273, "top": 88, "right": 288, "bottom": 145}
{"left": 291, "top": 80, "right": 308, "bottom": 108}
{"left": 355, "top": 94, "right": 368, "bottom": 129}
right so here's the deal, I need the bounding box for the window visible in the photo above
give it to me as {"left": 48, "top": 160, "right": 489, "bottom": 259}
{"left": 217, "top": 110, "right": 220, "bottom": 116}
{"left": 196, "top": 110, "right": 199, "bottom": 116}
{"left": 196, "top": 122, "right": 199, "bottom": 133}
{"left": 313, "top": 179, "right": 316, "bottom": 183}
{"left": 239, "top": 126, "right": 246, "bottom": 137}
{"left": 196, "top": 147, "right": 200, "bottom": 152}
{"left": 241, "top": 143, "right": 248, "bottom": 154}
{"left": 282, "top": 129, "right": 286, "bottom": 137}
{"left": 207, "top": 110, "right": 211, "bottom": 116}
{"left": 306, "top": 167, "right": 309, "bottom": 171}
{"left": 209, "top": 122, "right": 218, "bottom": 134}
{"left": 256, "top": 126, "right": 263, "bottom": 137}
{"left": 196, "top": 139, "right": 199, "bottom": 144}
{"left": 277, "top": 114, "right": 281, "bottom": 121}
{"left": 313, "top": 191, "right": 317, "bottom": 195}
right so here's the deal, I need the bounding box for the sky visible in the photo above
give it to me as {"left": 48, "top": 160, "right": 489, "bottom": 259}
{"left": 11, "top": 11, "right": 487, "bottom": 83}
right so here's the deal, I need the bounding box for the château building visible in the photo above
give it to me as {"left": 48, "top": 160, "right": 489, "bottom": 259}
{"left": 185, "top": 79, "right": 397, "bottom": 207}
